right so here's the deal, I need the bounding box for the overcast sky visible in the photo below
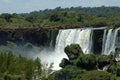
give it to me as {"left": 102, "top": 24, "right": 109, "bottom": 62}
{"left": 0, "top": 0, "right": 120, "bottom": 14}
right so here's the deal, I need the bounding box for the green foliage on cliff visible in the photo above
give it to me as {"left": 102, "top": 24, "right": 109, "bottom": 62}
{"left": 51, "top": 44, "right": 120, "bottom": 80}
{"left": 52, "top": 66, "right": 117, "bottom": 80}
{"left": 81, "top": 70, "right": 115, "bottom": 80}
{"left": 64, "top": 44, "right": 83, "bottom": 60}
{"left": 1, "top": 6, "right": 120, "bottom": 28}
{"left": 51, "top": 66, "right": 85, "bottom": 80}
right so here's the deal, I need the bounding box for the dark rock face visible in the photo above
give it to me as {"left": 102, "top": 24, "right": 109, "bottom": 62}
{"left": 0, "top": 28, "right": 58, "bottom": 47}
{"left": 93, "top": 29, "right": 104, "bottom": 54}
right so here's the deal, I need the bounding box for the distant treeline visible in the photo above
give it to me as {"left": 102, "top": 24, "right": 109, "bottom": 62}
{"left": 0, "top": 6, "right": 120, "bottom": 28}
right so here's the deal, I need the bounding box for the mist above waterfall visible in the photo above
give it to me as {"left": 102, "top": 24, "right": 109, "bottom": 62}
{"left": 35, "top": 48, "right": 68, "bottom": 70}
{"left": 0, "top": 42, "right": 41, "bottom": 58}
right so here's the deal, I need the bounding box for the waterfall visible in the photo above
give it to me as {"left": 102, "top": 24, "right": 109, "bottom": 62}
{"left": 102, "top": 29, "right": 107, "bottom": 54}
{"left": 55, "top": 29, "right": 93, "bottom": 54}
{"left": 37, "top": 28, "right": 93, "bottom": 70}
{"left": 102, "top": 27, "right": 120, "bottom": 55}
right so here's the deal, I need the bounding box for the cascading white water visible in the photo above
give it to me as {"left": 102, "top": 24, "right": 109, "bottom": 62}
{"left": 55, "top": 29, "right": 93, "bottom": 54}
{"left": 36, "top": 28, "right": 93, "bottom": 70}
{"left": 102, "top": 29, "right": 107, "bottom": 54}
{"left": 102, "top": 27, "right": 120, "bottom": 55}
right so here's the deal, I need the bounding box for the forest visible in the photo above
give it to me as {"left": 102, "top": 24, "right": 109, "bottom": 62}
{"left": 0, "top": 6, "right": 120, "bottom": 28}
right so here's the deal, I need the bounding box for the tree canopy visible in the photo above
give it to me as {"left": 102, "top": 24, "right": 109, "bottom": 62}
{"left": 0, "top": 6, "right": 120, "bottom": 28}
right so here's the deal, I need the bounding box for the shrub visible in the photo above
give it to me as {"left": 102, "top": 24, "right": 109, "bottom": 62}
{"left": 97, "top": 55, "right": 110, "bottom": 69}
{"left": 59, "top": 58, "right": 70, "bottom": 68}
{"left": 64, "top": 44, "right": 83, "bottom": 60}
{"left": 76, "top": 54, "right": 97, "bottom": 70}
{"left": 81, "top": 70, "right": 116, "bottom": 80}
{"left": 53, "top": 66, "right": 85, "bottom": 80}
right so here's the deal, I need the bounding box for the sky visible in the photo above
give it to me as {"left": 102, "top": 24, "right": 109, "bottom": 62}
{"left": 0, "top": 0, "right": 120, "bottom": 14}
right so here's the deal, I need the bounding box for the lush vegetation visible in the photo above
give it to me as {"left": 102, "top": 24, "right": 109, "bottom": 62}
{"left": 0, "top": 52, "right": 54, "bottom": 80}
{"left": 0, "top": 52, "right": 40, "bottom": 80}
{"left": 50, "top": 44, "right": 120, "bottom": 80}
{"left": 0, "top": 6, "right": 120, "bottom": 28}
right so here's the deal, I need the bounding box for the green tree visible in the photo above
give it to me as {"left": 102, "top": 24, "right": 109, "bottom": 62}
{"left": 0, "top": 13, "right": 13, "bottom": 22}
{"left": 49, "top": 13, "right": 60, "bottom": 22}
{"left": 25, "top": 16, "right": 36, "bottom": 23}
